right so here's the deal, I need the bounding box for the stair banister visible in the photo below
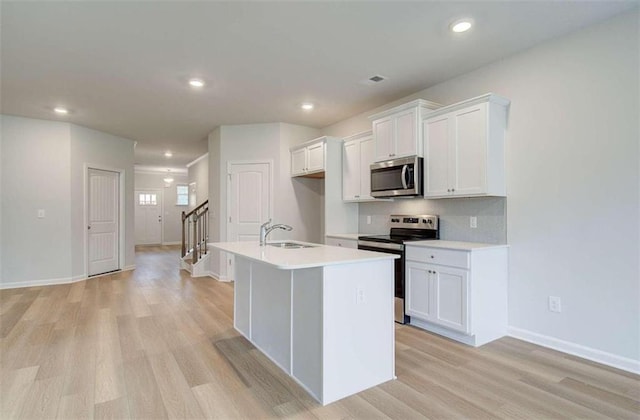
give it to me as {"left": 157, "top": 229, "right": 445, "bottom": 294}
{"left": 181, "top": 200, "right": 209, "bottom": 264}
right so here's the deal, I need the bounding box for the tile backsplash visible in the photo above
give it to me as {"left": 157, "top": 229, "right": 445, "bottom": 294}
{"left": 359, "top": 196, "right": 506, "bottom": 244}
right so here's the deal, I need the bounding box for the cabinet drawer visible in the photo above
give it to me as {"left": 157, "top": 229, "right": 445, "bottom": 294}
{"left": 325, "top": 237, "right": 357, "bottom": 249}
{"left": 406, "top": 247, "right": 469, "bottom": 269}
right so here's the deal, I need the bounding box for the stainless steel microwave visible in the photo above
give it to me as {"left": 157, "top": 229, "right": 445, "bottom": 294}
{"left": 370, "top": 156, "right": 423, "bottom": 198}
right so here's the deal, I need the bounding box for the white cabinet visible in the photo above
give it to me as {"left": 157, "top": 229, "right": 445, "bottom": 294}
{"left": 423, "top": 93, "right": 510, "bottom": 198}
{"left": 291, "top": 138, "right": 325, "bottom": 177}
{"left": 291, "top": 136, "right": 359, "bottom": 238}
{"left": 342, "top": 131, "right": 375, "bottom": 202}
{"left": 406, "top": 262, "right": 469, "bottom": 334}
{"left": 324, "top": 236, "right": 357, "bottom": 249}
{"left": 405, "top": 242, "right": 508, "bottom": 347}
{"left": 369, "top": 99, "right": 441, "bottom": 162}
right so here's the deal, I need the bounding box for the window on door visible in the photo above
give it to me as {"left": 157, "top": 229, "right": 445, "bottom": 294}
{"left": 138, "top": 193, "right": 157, "bottom": 206}
{"left": 176, "top": 185, "right": 189, "bottom": 206}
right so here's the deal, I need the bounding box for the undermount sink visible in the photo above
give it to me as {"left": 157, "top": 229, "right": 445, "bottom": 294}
{"left": 268, "top": 242, "right": 316, "bottom": 249}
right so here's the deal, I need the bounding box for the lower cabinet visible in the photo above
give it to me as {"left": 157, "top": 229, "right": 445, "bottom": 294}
{"left": 406, "top": 262, "right": 469, "bottom": 334}
{"left": 405, "top": 243, "right": 507, "bottom": 347}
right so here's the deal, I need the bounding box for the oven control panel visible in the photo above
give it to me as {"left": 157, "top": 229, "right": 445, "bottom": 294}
{"left": 390, "top": 215, "right": 438, "bottom": 230}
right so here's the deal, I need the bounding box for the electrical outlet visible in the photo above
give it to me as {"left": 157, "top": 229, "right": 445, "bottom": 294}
{"left": 356, "top": 288, "right": 366, "bottom": 304}
{"left": 366, "top": 215, "right": 372, "bottom": 225}
{"left": 470, "top": 216, "right": 477, "bottom": 228}
{"left": 549, "top": 296, "right": 562, "bottom": 313}
{"left": 37, "top": 209, "right": 45, "bottom": 218}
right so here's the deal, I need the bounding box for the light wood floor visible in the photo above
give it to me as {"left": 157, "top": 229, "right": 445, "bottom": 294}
{"left": 1, "top": 245, "right": 638, "bottom": 419}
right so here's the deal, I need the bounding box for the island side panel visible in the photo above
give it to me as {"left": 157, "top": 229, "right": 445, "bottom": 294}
{"left": 291, "top": 267, "right": 323, "bottom": 402}
{"left": 234, "top": 256, "right": 251, "bottom": 339}
{"left": 321, "top": 259, "right": 395, "bottom": 405}
{"left": 250, "top": 261, "right": 292, "bottom": 374}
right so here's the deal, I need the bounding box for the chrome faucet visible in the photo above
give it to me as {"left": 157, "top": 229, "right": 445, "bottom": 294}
{"left": 259, "top": 219, "right": 293, "bottom": 246}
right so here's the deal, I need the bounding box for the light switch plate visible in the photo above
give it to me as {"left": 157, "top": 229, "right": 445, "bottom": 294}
{"left": 37, "top": 209, "right": 45, "bottom": 218}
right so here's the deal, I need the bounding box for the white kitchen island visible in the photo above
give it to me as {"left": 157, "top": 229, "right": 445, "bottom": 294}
{"left": 209, "top": 240, "right": 398, "bottom": 406}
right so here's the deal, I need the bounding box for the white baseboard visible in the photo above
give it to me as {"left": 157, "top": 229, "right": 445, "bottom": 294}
{"left": 1, "top": 265, "right": 137, "bottom": 290}
{"left": 508, "top": 326, "right": 640, "bottom": 374}
{"left": 0, "top": 276, "right": 75, "bottom": 290}
{"left": 207, "top": 271, "right": 231, "bottom": 282}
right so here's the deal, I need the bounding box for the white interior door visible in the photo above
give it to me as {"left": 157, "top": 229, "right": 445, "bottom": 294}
{"left": 226, "top": 162, "right": 272, "bottom": 281}
{"left": 228, "top": 162, "right": 272, "bottom": 242}
{"left": 135, "top": 189, "right": 163, "bottom": 245}
{"left": 88, "top": 168, "right": 120, "bottom": 276}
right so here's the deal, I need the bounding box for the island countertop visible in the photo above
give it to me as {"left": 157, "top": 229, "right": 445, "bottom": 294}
{"left": 209, "top": 240, "right": 398, "bottom": 270}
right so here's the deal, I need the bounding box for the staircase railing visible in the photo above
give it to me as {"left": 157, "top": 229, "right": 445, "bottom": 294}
{"left": 181, "top": 200, "right": 209, "bottom": 264}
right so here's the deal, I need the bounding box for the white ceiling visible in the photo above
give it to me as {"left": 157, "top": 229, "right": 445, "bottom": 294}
{"left": 1, "top": 1, "right": 636, "bottom": 167}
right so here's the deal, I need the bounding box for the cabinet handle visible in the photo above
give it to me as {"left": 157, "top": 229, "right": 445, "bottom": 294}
{"left": 451, "top": 188, "right": 455, "bottom": 192}
{"left": 430, "top": 255, "right": 434, "bottom": 259}
{"left": 447, "top": 189, "right": 451, "bottom": 192}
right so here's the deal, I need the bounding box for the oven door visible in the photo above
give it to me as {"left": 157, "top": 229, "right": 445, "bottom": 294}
{"left": 357, "top": 241, "right": 409, "bottom": 324}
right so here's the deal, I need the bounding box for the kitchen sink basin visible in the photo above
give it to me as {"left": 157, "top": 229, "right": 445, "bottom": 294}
{"left": 268, "top": 242, "right": 316, "bottom": 249}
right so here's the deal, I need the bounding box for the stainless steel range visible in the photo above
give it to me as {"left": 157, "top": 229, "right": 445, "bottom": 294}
{"left": 358, "top": 215, "right": 439, "bottom": 324}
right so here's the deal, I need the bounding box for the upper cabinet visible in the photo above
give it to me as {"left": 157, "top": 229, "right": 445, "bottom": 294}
{"left": 342, "top": 131, "right": 375, "bottom": 202}
{"left": 291, "top": 137, "right": 326, "bottom": 177}
{"left": 369, "top": 99, "right": 441, "bottom": 162}
{"left": 423, "top": 93, "right": 510, "bottom": 199}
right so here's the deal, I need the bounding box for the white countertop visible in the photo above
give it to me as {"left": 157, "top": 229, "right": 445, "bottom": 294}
{"left": 325, "top": 233, "right": 361, "bottom": 240}
{"left": 209, "top": 241, "right": 398, "bottom": 270}
{"left": 406, "top": 240, "right": 509, "bottom": 251}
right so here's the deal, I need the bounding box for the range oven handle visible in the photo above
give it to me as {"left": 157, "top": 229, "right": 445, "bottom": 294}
{"left": 401, "top": 165, "right": 408, "bottom": 189}
{"left": 358, "top": 240, "right": 404, "bottom": 252}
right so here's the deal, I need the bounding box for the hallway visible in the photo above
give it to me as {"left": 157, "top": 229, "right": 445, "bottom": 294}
{"left": 1, "top": 246, "right": 638, "bottom": 419}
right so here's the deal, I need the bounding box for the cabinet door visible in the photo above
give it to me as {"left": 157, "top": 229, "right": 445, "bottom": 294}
{"left": 291, "top": 148, "right": 307, "bottom": 176}
{"left": 423, "top": 115, "right": 451, "bottom": 197}
{"left": 307, "top": 142, "right": 325, "bottom": 173}
{"left": 406, "top": 261, "right": 434, "bottom": 321}
{"left": 394, "top": 108, "right": 419, "bottom": 158}
{"left": 342, "top": 140, "right": 360, "bottom": 201}
{"left": 359, "top": 137, "right": 374, "bottom": 200}
{"left": 452, "top": 104, "right": 487, "bottom": 196}
{"left": 373, "top": 117, "right": 394, "bottom": 161}
{"left": 432, "top": 266, "right": 469, "bottom": 333}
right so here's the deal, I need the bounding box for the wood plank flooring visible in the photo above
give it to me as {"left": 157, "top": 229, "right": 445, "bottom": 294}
{"left": 1, "top": 245, "right": 638, "bottom": 419}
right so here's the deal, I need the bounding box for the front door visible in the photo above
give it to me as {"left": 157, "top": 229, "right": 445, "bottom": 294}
{"left": 135, "top": 189, "right": 163, "bottom": 245}
{"left": 88, "top": 168, "right": 120, "bottom": 276}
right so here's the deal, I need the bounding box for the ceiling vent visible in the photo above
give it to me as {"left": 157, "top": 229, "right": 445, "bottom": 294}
{"left": 360, "top": 75, "right": 388, "bottom": 86}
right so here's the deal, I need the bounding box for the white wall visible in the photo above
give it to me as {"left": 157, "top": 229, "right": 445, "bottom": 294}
{"left": 70, "top": 124, "right": 135, "bottom": 277}
{"left": 207, "top": 123, "right": 321, "bottom": 279}
{"left": 0, "top": 115, "right": 136, "bottom": 287}
{"left": 1, "top": 116, "right": 72, "bottom": 285}
{"left": 322, "top": 11, "right": 639, "bottom": 364}
{"left": 134, "top": 172, "right": 188, "bottom": 244}
{"left": 187, "top": 153, "right": 209, "bottom": 209}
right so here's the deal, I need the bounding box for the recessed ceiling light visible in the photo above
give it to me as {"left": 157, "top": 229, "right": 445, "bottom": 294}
{"left": 301, "top": 103, "right": 314, "bottom": 111}
{"left": 189, "top": 78, "right": 205, "bottom": 88}
{"left": 164, "top": 151, "right": 173, "bottom": 158}
{"left": 54, "top": 107, "right": 69, "bottom": 115}
{"left": 450, "top": 19, "right": 473, "bottom": 33}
